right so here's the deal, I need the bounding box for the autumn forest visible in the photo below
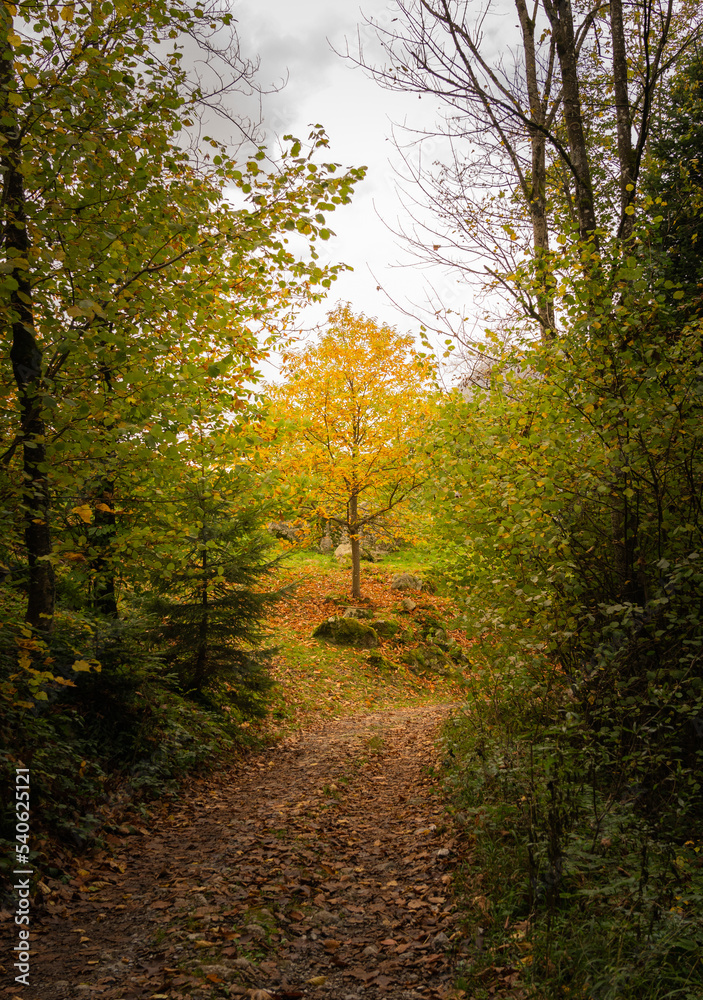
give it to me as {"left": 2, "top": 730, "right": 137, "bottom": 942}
{"left": 1, "top": 1, "right": 703, "bottom": 998}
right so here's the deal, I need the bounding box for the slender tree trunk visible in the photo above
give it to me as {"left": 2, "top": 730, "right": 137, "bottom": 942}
{"left": 608, "top": 0, "right": 638, "bottom": 593}
{"left": 609, "top": 0, "right": 635, "bottom": 239}
{"left": 349, "top": 492, "right": 361, "bottom": 600}
{"left": 542, "top": 0, "right": 598, "bottom": 243}
{"left": 1, "top": 16, "right": 55, "bottom": 632}
{"left": 515, "top": 0, "right": 555, "bottom": 337}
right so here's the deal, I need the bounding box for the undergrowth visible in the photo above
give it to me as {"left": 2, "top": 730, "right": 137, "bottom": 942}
{"left": 443, "top": 652, "right": 703, "bottom": 1000}
{"left": 0, "top": 599, "right": 265, "bottom": 879}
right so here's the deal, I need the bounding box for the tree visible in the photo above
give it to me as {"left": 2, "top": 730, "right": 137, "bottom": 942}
{"left": 0, "top": 0, "right": 365, "bottom": 631}
{"left": 351, "top": 0, "right": 702, "bottom": 340}
{"left": 266, "top": 304, "right": 436, "bottom": 599}
{"left": 146, "top": 462, "right": 280, "bottom": 709}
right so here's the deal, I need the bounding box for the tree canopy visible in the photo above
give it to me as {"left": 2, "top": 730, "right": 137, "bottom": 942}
{"left": 266, "top": 304, "right": 437, "bottom": 597}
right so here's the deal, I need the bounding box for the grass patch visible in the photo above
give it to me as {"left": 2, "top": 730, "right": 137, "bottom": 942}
{"left": 262, "top": 548, "right": 469, "bottom": 731}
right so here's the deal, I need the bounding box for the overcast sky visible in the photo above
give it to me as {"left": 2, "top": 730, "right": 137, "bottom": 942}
{"left": 229, "top": 0, "right": 471, "bottom": 356}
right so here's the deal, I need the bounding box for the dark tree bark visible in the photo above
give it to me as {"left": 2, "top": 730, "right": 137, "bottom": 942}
{"left": 193, "top": 537, "right": 209, "bottom": 692}
{"left": 1, "top": 17, "right": 55, "bottom": 632}
{"left": 542, "top": 0, "right": 599, "bottom": 243}
{"left": 515, "top": 0, "right": 556, "bottom": 335}
{"left": 610, "top": 0, "right": 635, "bottom": 233}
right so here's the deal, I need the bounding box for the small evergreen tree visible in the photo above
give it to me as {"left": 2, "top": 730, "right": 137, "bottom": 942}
{"left": 148, "top": 472, "right": 281, "bottom": 714}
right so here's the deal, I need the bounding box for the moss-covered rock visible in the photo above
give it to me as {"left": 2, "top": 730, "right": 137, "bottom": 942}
{"left": 365, "top": 649, "right": 397, "bottom": 672}
{"left": 368, "top": 617, "right": 402, "bottom": 638}
{"left": 414, "top": 609, "right": 447, "bottom": 639}
{"left": 400, "top": 645, "right": 452, "bottom": 676}
{"left": 312, "top": 617, "right": 379, "bottom": 648}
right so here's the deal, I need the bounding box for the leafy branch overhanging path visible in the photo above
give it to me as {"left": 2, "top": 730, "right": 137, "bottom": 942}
{"left": 16, "top": 706, "right": 464, "bottom": 1000}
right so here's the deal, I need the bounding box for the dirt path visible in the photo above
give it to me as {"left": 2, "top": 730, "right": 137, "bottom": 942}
{"left": 10, "top": 705, "right": 464, "bottom": 1000}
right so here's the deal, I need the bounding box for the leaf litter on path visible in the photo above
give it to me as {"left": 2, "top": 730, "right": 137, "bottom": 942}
{"left": 12, "top": 706, "right": 468, "bottom": 1000}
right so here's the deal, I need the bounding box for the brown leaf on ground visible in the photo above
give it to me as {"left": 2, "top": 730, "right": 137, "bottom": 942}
{"left": 10, "top": 706, "right": 465, "bottom": 1000}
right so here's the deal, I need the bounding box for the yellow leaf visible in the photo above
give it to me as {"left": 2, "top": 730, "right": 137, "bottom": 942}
{"left": 61, "top": 5, "right": 74, "bottom": 21}
{"left": 24, "top": 74, "right": 38, "bottom": 88}
{"left": 72, "top": 659, "right": 101, "bottom": 673}
{"left": 71, "top": 504, "right": 93, "bottom": 523}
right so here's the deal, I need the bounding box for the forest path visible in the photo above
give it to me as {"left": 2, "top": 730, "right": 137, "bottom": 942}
{"left": 22, "top": 704, "right": 464, "bottom": 1000}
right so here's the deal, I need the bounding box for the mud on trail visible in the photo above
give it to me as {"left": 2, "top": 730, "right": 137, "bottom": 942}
{"left": 11, "top": 705, "right": 465, "bottom": 1000}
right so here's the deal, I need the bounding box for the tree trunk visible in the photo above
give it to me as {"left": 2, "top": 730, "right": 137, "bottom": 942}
{"left": 349, "top": 493, "right": 361, "bottom": 600}
{"left": 515, "top": 0, "right": 555, "bottom": 337}
{"left": 609, "top": 0, "right": 635, "bottom": 239}
{"left": 1, "top": 16, "right": 55, "bottom": 632}
{"left": 542, "top": 0, "right": 598, "bottom": 243}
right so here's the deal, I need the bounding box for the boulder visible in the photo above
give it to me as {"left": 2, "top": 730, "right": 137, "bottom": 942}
{"left": 400, "top": 645, "right": 452, "bottom": 676}
{"left": 268, "top": 520, "right": 304, "bottom": 544}
{"left": 401, "top": 598, "right": 417, "bottom": 612}
{"left": 312, "top": 617, "right": 379, "bottom": 649}
{"left": 366, "top": 649, "right": 396, "bottom": 672}
{"left": 368, "top": 617, "right": 401, "bottom": 638}
{"left": 390, "top": 573, "right": 423, "bottom": 591}
{"left": 343, "top": 607, "right": 374, "bottom": 619}
{"left": 335, "top": 542, "right": 377, "bottom": 562}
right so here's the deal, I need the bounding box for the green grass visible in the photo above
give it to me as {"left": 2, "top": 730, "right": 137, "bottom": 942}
{"left": 266, "top": 635, "right": 457, "bottom": 730}
{"left": 273, "top": 542, "right": 440, "bottom": 575}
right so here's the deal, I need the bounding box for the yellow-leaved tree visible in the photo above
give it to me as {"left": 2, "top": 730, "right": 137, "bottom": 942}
{"left": 267, "top": 304, "right": 437, "bottom": 598}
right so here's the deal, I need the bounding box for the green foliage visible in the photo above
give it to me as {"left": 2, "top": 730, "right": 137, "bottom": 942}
{"left": 145, "top": 470, "right": 281, "bottom": 709}
{"left": 444, "top": 658, "right": 703, "bottom": 1000}
{"left": 0, "top": 607, "right": 256, "bottom": 855}
{"left": 643, "top": 54, "right": 703, "bottom": 305}
{"left": 446, "top": 660, "right": 703, "bottom": 1000}
{"left": 432, "top": 244, "right": 703, "bottom": 815}
{"left": 430, "top": 205, "right": 703, "bottom": 994}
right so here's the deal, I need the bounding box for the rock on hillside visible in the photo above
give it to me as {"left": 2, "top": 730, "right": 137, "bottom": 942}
{"left": 312, "top": 617, "right": 379, "bottom": 648}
